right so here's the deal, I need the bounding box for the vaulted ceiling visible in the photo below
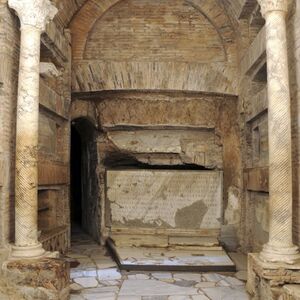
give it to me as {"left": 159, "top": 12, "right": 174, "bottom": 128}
{"left": 50, "top": 0, "right": 262, "bottom": 95}
{"left": 52, "top": 0, "right": 259, "bottom": 30}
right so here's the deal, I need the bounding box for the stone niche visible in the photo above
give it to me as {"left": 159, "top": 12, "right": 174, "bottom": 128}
{"left": 89, "top": 90, "right": 242, "bottom": 248}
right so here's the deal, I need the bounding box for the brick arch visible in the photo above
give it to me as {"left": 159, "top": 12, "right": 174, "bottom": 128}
{"left": 70, "top": 0, "right": 121, "bottom": 60}
{"left": 70, "top": 0, "right": 236, "bottom": 61}
{"left": 70, "top": 100, "right": 98, "bottom": 128}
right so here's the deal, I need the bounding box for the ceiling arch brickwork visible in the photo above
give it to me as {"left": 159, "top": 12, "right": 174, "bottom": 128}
{"left": 68, "top": 0, "right": 244, "bottom": 94}
{"left": 69, "top": 0, "right": 237, "bottom": 61}
{"left": 52, "top": 0, "right": 87, "bottom": 29}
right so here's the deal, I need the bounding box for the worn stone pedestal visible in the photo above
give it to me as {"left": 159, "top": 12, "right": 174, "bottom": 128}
{"left": 247, "top": 254, "right": 300, "bottom": 299}
{"left": 2, "top": 258, "right": 70, "bottom": 300}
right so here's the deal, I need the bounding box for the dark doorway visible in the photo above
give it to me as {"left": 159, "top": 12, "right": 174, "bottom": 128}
{"left": 70, "top": 118, "right": 100, "bottom": 242}
{"left": 71, "top": 125, "right": 83, "bottom": 227}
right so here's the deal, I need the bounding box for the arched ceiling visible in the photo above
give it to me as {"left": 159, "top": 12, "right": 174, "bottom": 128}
{"left": 55, "top": 0, "right": 259, "bottom": 95}
{"left": 53, "top": 0, "right": 253, "bottom": 30}
{"left": 69, "top": 0, "right": 237, "bottom": 60}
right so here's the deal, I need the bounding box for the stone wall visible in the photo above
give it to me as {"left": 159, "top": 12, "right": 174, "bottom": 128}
{"left": 0, "top": 1, "right": 19, "bottom": 254}
{"left": 37, "top": 26, "right": 72, "bottom": 253}
{"left": 238, "top": 25, "right": 269, "bottom": 252}
{"left": 73, "top": 90, "right": 242, "bottom": 247}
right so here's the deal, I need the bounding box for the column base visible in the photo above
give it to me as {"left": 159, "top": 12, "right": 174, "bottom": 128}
{"left": 247, "top": 253, "right": 300, "bottom": 299}
{"left": 260, "top": 243, "right": 300, "bottom": 264}
{"left": 10, "top": 243, "right": 46, "bottom": 259}
{"left": 2, "top": 257, "right": 70, "bottom": 300}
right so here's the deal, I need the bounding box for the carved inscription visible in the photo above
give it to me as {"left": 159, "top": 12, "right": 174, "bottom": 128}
{"left": 106, "top": 170, "right": 223, "bottom": 230}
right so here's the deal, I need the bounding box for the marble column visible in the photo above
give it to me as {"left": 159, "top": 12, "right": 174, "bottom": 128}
{"left": 258, "top": 0, "right": 300, "bottom": 264}
{"left": 8, "top": 0, "right": 57, "bottom": 258}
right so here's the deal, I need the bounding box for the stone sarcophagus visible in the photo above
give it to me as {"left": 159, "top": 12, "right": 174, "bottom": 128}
{"left": 106, "top": 170, "right": 223, "bottom": 243}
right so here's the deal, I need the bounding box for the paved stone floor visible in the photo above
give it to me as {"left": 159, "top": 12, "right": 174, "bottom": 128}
{"left": 67, "top": 230, "right": 250, "bottom": 300}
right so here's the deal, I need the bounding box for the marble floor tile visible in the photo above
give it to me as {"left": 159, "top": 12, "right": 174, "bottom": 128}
{"left": 152, "top": 272, "right": 173, "bottom": 280}
{"left": 223, "top": 276, "right": 244, "bottom": 286}
{"left": 202, "top": 273, "right": 223, "bottom": 282}
{"left": 168, "top": 296, "right": 191, "bottom": 300}
{"left": 128, "top": 273, "right": 150, "bottom": 280}
{"left": 119, "top": 279, "right": 198, "bottom": 296}
{"left": 173, "top": 273, "right": 202, "bottom": 281}
{"left": 118, "top": 296, "right": 141, "bottom": 300}
{"left": 84, "top": 294, "right": 116, "bottom": 300}
{"left": 141, "top": 297, "right": 168, "bottom": 300}
{"left": 191, "top": 295, "right": 210, "bottom": 300}
{"left": 73, "top": 277, "right": 99, "bottom": 288}
{"left": 195, "top": 282, "right": 216, "bottom": 288}
{"left": 101, "top": 280, "right": 121, "bottom": 286}
{"left": 97, "top": 268, "right": 122, "bottom": 280}
{"left": 202, "top": 286, "right": 249, "bottom": 300}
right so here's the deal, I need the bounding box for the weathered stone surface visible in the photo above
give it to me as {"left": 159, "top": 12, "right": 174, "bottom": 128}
{"left": 244, "top": 167, "right": 268, "bottom": 192}
{"left": 106, "top": 130, "right": 223, "bottom": 169}
{"left": 38, "top": 162, "right": 68, "bottom": 185}
{"left": 3, "top": 258, "right": 69, "bottom": 299}
{"left": 107, "top": 170, "right": 223, "bottom": 230}
{"left": 247, "top": 253, "right": 300, "bottom": 299}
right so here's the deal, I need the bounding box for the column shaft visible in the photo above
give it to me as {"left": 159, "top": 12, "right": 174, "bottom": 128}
{"left": 15, "top": 25, "right": 41, "bottom": 248}
{"left": 260, "top": 9, "right": 300, "bottom": 264}
{"left": 8, "top": 0, "right": 57, "bottom": 258}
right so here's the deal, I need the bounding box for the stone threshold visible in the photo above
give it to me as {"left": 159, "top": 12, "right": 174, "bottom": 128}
{"left": 107, "top": 238, "right": 236, "bottom": 273}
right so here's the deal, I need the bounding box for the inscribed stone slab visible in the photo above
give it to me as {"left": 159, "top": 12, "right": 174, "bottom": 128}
{"left": 106, "top": 170, "right": 222, "bottom": 230}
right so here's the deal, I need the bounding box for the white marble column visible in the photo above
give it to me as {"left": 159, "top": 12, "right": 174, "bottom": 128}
{"left": 258, "top": 0, "right": 300, "bottom": 264}
{"left": 8, "top": 0, "right": 57, "bottom": 258}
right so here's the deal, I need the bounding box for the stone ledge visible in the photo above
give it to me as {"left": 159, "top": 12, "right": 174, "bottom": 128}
{"left": 2, "top": 258, "right": 70, "bottom": 300}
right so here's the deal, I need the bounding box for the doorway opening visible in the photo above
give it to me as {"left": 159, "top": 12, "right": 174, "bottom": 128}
{"left": 70, "top": 118, "right": 100, "bottom": 242}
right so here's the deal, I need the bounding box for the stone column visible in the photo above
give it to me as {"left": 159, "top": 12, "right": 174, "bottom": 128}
{"left": 8, "top": 0, "right": 57, "bottom": 258}
{"left": 258, "top": 0, "right": 300, "bottom": 264}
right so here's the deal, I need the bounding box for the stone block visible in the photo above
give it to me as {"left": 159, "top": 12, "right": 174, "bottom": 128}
{"left": 106, "top": 170, "right": 223, "bottom": 231}
{"left": 3, "top": 258, "right": 70, "bottom": 300}
{"left": 38, "top": 163, "right": 68, "bottom": 185}
{"left": 247, "top": 254, "right": 300, "bottom": 299}
{"left": 244, "top": 167, "right": 269, "bottom": 192}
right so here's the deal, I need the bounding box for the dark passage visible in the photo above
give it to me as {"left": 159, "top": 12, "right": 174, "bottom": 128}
{"left": 70, "top": 125, "right": 83, "bottom": 227}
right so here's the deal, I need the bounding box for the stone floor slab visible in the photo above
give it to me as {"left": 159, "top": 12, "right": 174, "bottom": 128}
{"left": 119, "top": 279, "right": 198, "bottom": 296}
{"left": 202, "top": 286, "right": 249, "bottom": 300}
{"left": 73, "top": 277, "right": 99, "bottom": 288}
{"left": 97, "top": 268, "right": 122, "bottom": 280}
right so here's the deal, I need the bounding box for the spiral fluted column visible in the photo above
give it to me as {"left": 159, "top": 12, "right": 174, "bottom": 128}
{"left": 8, "top": 0, "right": 57, "bottom": 258}
{"left": 257, "top": 0, "right": 300, "bottom": 264}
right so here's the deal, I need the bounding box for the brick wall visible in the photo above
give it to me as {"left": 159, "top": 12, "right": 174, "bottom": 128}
{"left": 0, "top": 2, "right": 19, "bottom": 249}
{"left": 71, "top": 0, "right": 238, "bottom": 95}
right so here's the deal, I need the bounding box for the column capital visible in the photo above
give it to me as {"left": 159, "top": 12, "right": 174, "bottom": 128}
{"left": 257, "top": 0, "right": 288, "bottom": 16}
{"left": 8, "top": 0, "right": 57, "bottom": 31}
